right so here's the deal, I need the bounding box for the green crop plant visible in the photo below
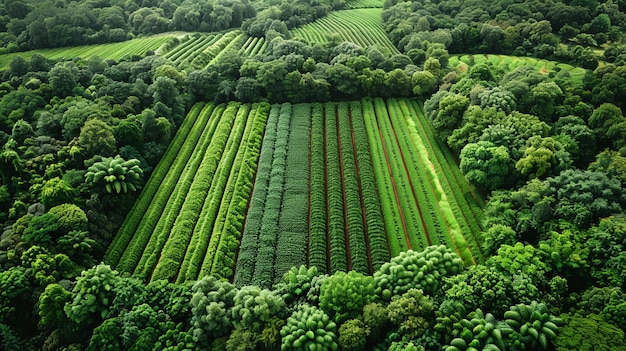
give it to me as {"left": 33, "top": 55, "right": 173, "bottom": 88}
{"left": 443, "top": 309, "right": 513, "bottom": 351}
{"left": 234, "top": 106, "right": 281, "bottom": 286}
{"left": 273, "top": 103, "right": 311, "bottom": 281}
{"left": 85, "top": 155, "right": 143, "bottom": 194}
{"left": 504, "top": 301, "right": 562, "bottom": 350}
{"left": 207, "top": 103, "right": 270, "bottom": 281}
{"left": 104, "top": 103, "right": 206, "bottom": 267}
{"left": 291, "top": 9, "right": 398, "bottom": 55}
{"left": 249, "top": 103, "right": 291, "bottom": 287}
{"left": 337, "top": 102, "right": 369, "bottom": 274}
{"left": 373, "top": 98, "right": 428, "bottom": 250}
{"left": 280, "top": 305, "right": 339, "bottom": 351}
{"left": 130, "top": 103, "right": 233, "bottom": 281}
{"left": 374, "top": 245, "right": 464, "bottom": 299}
{"left": 349, "top": 101, "right": 389, "bottom": 270}
{"left": 112, "top": 104, "right": 217, "bottom": 274}
{"left": 325, "top": 102, "right": 348, "bottom": 272}
{"left": 361, "top": 98, "right": 407, "bottom": 255}
{"left": 308, "top": 103, "right": 328, "bottom": 273}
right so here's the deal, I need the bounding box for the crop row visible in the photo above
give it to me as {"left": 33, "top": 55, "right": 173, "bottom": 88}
{"left": 325, "top": 103, "right": 349, "bottom": 272}
{"left": 391, "top": 99, "right": 463, "bottom": 254}
{"left": 0, "top": 35, "right": 173, "bottom": 70}
{"left": 361, "top": 98, "right": 408, "bottom": 256}
{"left": 239, "top": 36, "right": 266, "bottom": 57}
{"left": 112, "top": 103, "right": 220, "bottom": 274}
{"left": 191, "top": 31, "right": 243, "bottom": 69}
{"left": 348, "top": 101, "right": 389, "bottom": 270}
{"left": 130, "top": 103, "right": 229, "bottom": 279}
{"left": 346, "top": 0, "right": 384, "bottom": 9}
{"left": 139, "top": 103, "right": 237, "bottom": 279}
{"left": 308, "top": 103, "right": 328, "bottom": 272}
{"left": 394, "top": 99, "right": 473, "bottom": 262}
{"left": 189, "top": 105, "right": 256, "bottom": 280}
{"left": 291, "top": 9, "right": 398, "bottom": 55}
{"left": 200, "top": 103, "right": 271, "bottom": 281}
{"left": 163, "top": 35, "right": 217, "bottom": 63}
{"left": 337, "top": 102, "right": 369, "bottom": 273}
{"left": 272, "top": 103, "right": 311, "bottom": 282}
{"left": 250, "top": 103, "right": 292, "bottom": 287}
{"left": 383, "top": 98, "right": 447, "bottom": 248}
{"left": 403, "top": 99, "right": 485, "bottom": 263}
{"left": 170, "top": 34, "right": 221, "bottom": 66}
{"left": 233, "top": 105, "right": 282, "bottom": 287}
{"left": 146, "top": 103, "right": 247, "bottom": 282}
{"left": 179, "top": 104, "right": 251, "bottom": 281}
{"left": 372, "top": 98, "right": 428, "bottom": 251}
{"left": 104, "top": 102, "right": 206, "bottom": 266}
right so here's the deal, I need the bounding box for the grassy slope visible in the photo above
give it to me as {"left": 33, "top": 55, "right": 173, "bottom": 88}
{"left": 0, "top": 34, "right": 179, "bottom": 70}
{"left": 291, "top": 8, "right": 400, "bottom": 55}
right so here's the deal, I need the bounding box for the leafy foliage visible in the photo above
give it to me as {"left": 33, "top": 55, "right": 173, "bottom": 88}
{"left": 503, "top": 301, "right": 562, "bottom": 350}
{"left": 64, "top": 263, "right": 120, "bottom": 326}
{"left": 84, "top": 155, "right": 143, "bottom": 194}
{"left": 190, "top": 276, "right": 237, "bottom": 344}
{"left": 320, "top": 271, "right": 377, "bottom": 323}
{"left": 374, "top": 245, "right": 464, "bottom": 299}
{"left": 280, "top": 305, "right": 338, "bottom": 351}
{"left": 387, "top": 289, "right": 434, "bottom": 340}
{"left": 554, "top": 313, "right": 626, "bottom": 351}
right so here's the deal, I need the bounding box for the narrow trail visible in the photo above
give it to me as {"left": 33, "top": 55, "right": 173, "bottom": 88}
{"left": 373, "top": 105, "right": 412, "bottom": 251}
{"left": 348, "top": 105, "right": 374, "bottom": 274}
{"left": 335, "top": 106, "right": 353, "bottom": 272}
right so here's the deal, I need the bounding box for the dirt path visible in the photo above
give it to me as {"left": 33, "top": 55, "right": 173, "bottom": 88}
{"left": 348, "top": 106, "right": 374, "bottom": 274}
{"left": 334, "top": 106, "right": 353, "bottom": 272}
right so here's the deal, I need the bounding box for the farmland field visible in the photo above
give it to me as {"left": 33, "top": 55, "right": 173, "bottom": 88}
{"left": 291, "top": 9, "right": 400, "bottom": 55}
{"left": 0, "top": 34, "right": 176, "bottom": 70}
{"left": 106, "top": 101, "right": 270, "bottom": 283}
{"left": 107, "top": 99, "right": 484, "bottom": 283}
{"left": 346, "top": 0, "right": 384, "bottom": 8}
{"left": 161, "top": 30, "right": 244, "bottom": 70}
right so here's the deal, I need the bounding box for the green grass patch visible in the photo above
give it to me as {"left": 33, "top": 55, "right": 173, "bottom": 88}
{"left": 0, "top": 34, "right": 175, "bottom": 70}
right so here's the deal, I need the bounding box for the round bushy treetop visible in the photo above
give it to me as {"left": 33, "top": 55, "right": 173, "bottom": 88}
{"left": 320, "top": 271, "right": 377, "bottom": 323}
{"left": 388, "top": 289, "right": 435, "bottom": 340}
{"left": 374, "top": 245, "right": 464, "bottom": 300}
{"left": 48, "top": 203, "right": 88, "bottom": 234}
{"left": 280, "top": 304, "right": 338, "bottom": 351}
{"left": 84, "top": 155, "right": 143, "bottom": 194}
{"left": 338, "top": 319, "right": 370, "bottom": 351}
{"left": 555, "top": 313, "right": 626, "bottom": 351}
{"left": 274, "top": 265, "right": 322, "bottom": 305}
{"left": 64, "top": 263, "right": 121, "bottom": 326}
{"left": 230, "top": 285, "right": 287, "bottom": 331}
{"left": 443, "top": 264, "right": 539, "bottom": 316}
{"left": 40, "top": 177, "right": 75, "bottom": 209}
{"left": 190, "top": 276, "right": 237, "bottom": 343}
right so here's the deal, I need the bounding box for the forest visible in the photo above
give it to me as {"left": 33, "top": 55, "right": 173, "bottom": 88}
{"left": 0, "top": 0, "right": 626, "bottom": 350}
